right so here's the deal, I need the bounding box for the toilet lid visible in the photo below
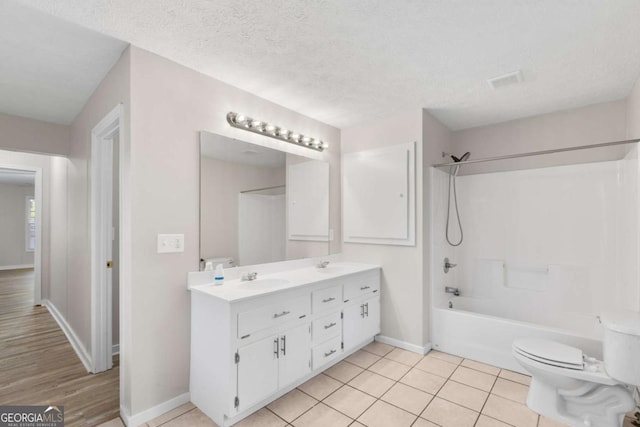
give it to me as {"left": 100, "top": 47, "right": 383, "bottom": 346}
{"left": 513, "top": 339, "right": 584, "bottom": 370}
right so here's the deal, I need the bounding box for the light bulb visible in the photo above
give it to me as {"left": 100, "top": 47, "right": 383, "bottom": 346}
{"left": 321, "top": 142, "right": 329, "bottom": 149}
{"left": 265, "top": 124, "right": 276, "bottom": 134}
{"left": 250, "top": 120, "right": 262, "bottom": 128}
{"left": 290, "top": 133, "right": 300, "bottom": 142}
{"left": 235, "top": 114, "right": 246, "bottom": 123}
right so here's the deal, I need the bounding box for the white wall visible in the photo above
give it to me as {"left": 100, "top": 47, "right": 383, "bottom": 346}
{"left": 628, "top": 76, "right": 640, "bottom": 139}
{"left": 200, "top": 156, "right": 284, "bottom": 263}
{"left": 341, "top": 109, "right": 426, "bottom": 348}
{"left": 452, "top": 100, "right": 628, "bottom": 161}
{"left": 0, "top": 112, "right": 70, "bottom": 156}
{"left": 65, "top": 46, "right": 131, "bottom": 408}
{"left": 127, "top": 46, "right": 340, "bottom": 415}
{"left": 0, "top": 182, "right": 34, "bottom": 267}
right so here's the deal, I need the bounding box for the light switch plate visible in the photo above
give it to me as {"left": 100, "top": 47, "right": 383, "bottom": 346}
{"left": 157, "top": 234, "right": 184, "bottom": 253}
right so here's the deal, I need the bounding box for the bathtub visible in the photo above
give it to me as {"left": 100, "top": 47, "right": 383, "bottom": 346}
{"left": 431, "top": 296, "right": 604, "bottom": 373}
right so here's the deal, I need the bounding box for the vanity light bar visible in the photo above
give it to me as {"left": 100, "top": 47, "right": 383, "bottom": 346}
{"left": 226, "top": 112, "right": 328, "bottom": 152}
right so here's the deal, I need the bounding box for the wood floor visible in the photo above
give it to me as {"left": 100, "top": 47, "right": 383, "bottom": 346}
{"left": 0, "top": 269, "right": 120, "bottom": 426}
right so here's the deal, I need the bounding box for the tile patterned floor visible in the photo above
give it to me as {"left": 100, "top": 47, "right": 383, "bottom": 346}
{"left": 98, "top": 343, "right": 639, "bottom": 427}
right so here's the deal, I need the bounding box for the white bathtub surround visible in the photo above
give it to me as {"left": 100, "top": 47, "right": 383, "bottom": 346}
{"left": 430, "top": 149, "right": 640, "bottom": 371}
{"left": 189, "top": 261, "right": 381, "bottom": 426}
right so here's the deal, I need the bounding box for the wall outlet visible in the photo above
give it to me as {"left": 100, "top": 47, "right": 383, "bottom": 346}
{"left": 157, "top": 234, "right": 184, "bottom": 253}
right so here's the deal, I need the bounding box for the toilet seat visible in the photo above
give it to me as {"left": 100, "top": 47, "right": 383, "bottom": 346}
{"left": 513, "top": 339, "right": 583, "bottom": 370}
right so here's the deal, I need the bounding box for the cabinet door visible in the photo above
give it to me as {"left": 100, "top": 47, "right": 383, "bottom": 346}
{"left": 343, "top": 302, "right": 366, "bottom": 351}
{"left": 278, "top": 322, "right": 312, "bottom": 388}
{"left": 237, "top": 334, "right": 279, "bottom": 412}
{"left": 363, "top": 297, "right": 380, "bottom": 338}
{"left": 343, "top": 296, "right": 380, "bottom": 351}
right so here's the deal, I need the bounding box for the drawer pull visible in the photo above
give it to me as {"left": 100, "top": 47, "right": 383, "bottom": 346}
{"left": 360, "top": 286, "right": 371, "bottom": 291}
{"left": 324, "top": 349, "right": 337, "bottom": 357}
{"left": 273, "top": 310, "right": 291, "bottom": 319}
{"left": 324, "top": 322, "right": 337, "bottom": 330}
{"left": 322, "top": 297, "right": 336, "bottom": 303}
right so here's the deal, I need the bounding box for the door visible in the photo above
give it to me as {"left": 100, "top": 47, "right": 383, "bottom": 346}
{"left": 278, "top": 322, "right": 311, "bottom": 388}
{"left": 363, "top": 297, "right": 380, "bottom": 338}
{"left": 237, "top": 334, "right": 279, "bottom": 412}
{"left": 343, "top": 301, "right": 366, "bottom": 351}
{"left": 343, "top": 296, "right": 380, "bottom": 351}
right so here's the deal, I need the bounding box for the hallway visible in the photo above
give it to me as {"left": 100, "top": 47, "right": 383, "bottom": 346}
{"left": 0, "top": 269, "right": 119, "bottom": 426}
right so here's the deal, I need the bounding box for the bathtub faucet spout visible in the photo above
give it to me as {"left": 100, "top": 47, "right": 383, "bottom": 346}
{"left": 445, "top": 286, "right": 460, "bottom": 296}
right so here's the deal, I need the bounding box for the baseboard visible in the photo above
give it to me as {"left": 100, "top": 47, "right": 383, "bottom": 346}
{"left": 121, "top": 392, "right": 190, "bottom": 427}
{"left": 0, "top": 264, "right": 34, "bottom": 271}
{"left": 41, "top": 299, "right": 92, "bottom": 372}
{"left": 112, "top": 344, "right": 120, "bottom": 355}
{"left": 375, "top": 335, "right": 432, "bottom": 355}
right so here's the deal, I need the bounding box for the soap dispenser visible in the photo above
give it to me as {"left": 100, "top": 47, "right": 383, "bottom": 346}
{"left": 214, "top": 264, "right": 225, "bottom": 285}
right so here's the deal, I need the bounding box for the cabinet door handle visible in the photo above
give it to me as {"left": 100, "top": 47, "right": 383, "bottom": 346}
{"left": 324, "top": 349, "right": 337, "bottom": 357}
{"left": 322, "top": 297, "right": 335, "bottom": 303}
{"left": 360, "top": 304, "right": 365, "bottom": 318}
{"left": 273, "top": 310, "right": 291, "bottom": 319}
{"left": 273, "top": 338, "right": 279, "bottom": 359}
{"left": 360, "top": 285, "right": 371, "bottom": 291}
{"left": 324, "top": 322, "right": 337, "bottom": 330}
{"left": 365, "top": 302, "right": 369, "bottom": 317}
{"left": 281, "top": 336, "right": 286, "bottom": 356}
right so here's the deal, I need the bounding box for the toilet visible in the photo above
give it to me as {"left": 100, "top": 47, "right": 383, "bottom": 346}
{"left": 513, "top": 311, "right": 640, "bottom": 427}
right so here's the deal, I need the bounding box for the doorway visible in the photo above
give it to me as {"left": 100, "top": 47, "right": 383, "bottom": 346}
{"left": 90, "top": 105, "right": 122, "bottom": 374}
{"left": 0, "top": 164, "right": 42, "bottom": 305}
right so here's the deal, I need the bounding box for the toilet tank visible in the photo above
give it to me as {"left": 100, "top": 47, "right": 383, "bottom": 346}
{"left": 600, "top": 311, "right": 640, "bottom": 386}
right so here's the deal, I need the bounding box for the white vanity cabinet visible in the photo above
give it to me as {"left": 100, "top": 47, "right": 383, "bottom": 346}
{"left": 190, "top": 264, "right": 380, "bottom": 427}
{"left": 236, "top": 322, "right": 311, "bottom": 412}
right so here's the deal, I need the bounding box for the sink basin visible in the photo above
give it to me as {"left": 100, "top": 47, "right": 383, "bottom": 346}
{"left": 234, "top": 278, "right": 290, "bottom": 291}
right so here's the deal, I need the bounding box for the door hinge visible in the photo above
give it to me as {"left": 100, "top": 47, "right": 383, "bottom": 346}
{"left": 235, "top": 352, "right": 240, "bottom": 364}
{"left": 234, "top": 396, "right": 239, "bottom": 408}
{"left": 308, "top": 359, "right": 311, "bottom": 369}
{"left": 340, "top": 311, "right": 343, "bottom": 319}
{"left": 341, "top": 341, "right": 344, "bottom": 350}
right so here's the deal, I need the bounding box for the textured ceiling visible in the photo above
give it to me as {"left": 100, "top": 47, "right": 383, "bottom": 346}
{"left": 0, "top": 1, "right": 127, "bottom": 124}
{"left": 12, "top": 1, "right": 640, "bottom": 130}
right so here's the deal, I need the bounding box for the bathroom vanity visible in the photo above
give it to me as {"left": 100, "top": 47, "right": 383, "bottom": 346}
{"left": 189, "top": 262, "right": 381, "bottom": 427}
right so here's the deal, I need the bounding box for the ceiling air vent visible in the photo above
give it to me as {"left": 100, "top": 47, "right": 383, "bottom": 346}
{"left": 487, "top": 70, "right": 523, "bottom": 89}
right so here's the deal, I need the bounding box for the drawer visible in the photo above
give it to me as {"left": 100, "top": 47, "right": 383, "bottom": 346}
{"left": 237, "top": 295, "right": 310, "bottom": 338}
{"left": 343, "top": 274, "right": 379, "bottom": 302}
{"left": 312, "top": 285, "right": 342, "bottom": 314}
{"left": 312, "top": 336, "right": 342, "bottom": 370}
{"left": 312, "top": 311, "right": 341, "bottom": 344}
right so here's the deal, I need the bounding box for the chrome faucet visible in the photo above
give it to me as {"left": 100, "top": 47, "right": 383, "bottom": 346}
{"left": 317, "top": 261, "right": 330, "bottom": 269}
{"left": 445, "top": 286, "right": 460, "bottom": 296}
{"left": 241, "top": 272, "right": 258, "bottom": 281}
{"left": 443, "top": 257, "right": 457, "bottom": 274}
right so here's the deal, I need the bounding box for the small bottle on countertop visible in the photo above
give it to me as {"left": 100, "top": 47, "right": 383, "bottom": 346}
{"left": 214, "top": 264, "right": 225, "bottom": 285}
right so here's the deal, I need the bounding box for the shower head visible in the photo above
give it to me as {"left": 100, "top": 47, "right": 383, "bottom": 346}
{"left": 451, "top": 152, "right": 471, "bottom": 163}
{"left": 449, "top": 152, "right": 470, "bottom": 177}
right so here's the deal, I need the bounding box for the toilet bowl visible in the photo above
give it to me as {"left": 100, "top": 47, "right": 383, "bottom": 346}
{"left": 513, "top": 311, "right": 640, "bottom": 427}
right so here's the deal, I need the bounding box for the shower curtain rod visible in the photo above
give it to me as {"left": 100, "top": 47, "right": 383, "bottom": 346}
{"left": 433, "top": 137, "right": 640, "bottom": 168}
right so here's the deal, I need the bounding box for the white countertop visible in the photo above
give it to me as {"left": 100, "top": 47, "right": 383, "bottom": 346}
{"left": 190, "top": 261, "right": 379, "bottom": 302}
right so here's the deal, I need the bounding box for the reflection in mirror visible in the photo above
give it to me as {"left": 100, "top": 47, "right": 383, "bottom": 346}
{"left": 200, "top": 131, "right": 330, "bottom": 268}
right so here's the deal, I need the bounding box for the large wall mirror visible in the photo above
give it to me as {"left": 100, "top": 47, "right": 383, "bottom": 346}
{"left": 200, "top": 131, "right": 331, "bottom": 268}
